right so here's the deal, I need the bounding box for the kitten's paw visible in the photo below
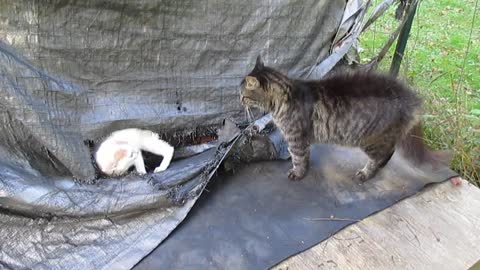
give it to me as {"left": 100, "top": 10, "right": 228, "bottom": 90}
{"left": 287, "top": 168, "right": 305, "bottom": 181}
{"left": 154, "top": 166, "right": 167, "bottom": 173}
{"left": 136, "top": 169, "right": 147, "bottom": 175}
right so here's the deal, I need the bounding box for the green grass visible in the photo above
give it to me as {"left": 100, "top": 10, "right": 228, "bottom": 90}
{"left": 359, "top": 0, "right": 480, "bottom": 184}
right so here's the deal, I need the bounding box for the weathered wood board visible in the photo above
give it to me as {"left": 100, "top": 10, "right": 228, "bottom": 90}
{"left": 273, "top": 179, "right": 480, "bottom": 270}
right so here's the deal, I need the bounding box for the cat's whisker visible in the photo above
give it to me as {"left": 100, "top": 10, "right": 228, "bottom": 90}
{"left": 244, "top": 107, "right": 250, "bottom": 123}
{"left": 246, "top": 107, "right": 254, "bottom": 123}
{"left": 244, "top": 108, "right": 251, "bottom": 123}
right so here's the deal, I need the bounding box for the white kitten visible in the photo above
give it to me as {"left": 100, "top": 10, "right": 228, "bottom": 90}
{"left": 95, "top": 128, "right": 174, "bottom": 176}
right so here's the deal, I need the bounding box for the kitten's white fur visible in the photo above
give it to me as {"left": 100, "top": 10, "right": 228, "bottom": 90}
{"left": 95, "top": 128, "right": 174, "bottom": 176}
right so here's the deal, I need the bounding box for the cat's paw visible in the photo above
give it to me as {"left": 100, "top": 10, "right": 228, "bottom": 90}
{"left": 154, "top": 166, "right": 167, "bottom": 173}
{"left": 287, "top": 168, "right": 305, "bottom": 181}
{"left": 136, "top": 168, "right": 147, "bottom": 175}
{"left": 352, "top": 170, "right": 371, "bottom": 183}
{"left": 242, "top": 126, "right": 259, "bottom": 138}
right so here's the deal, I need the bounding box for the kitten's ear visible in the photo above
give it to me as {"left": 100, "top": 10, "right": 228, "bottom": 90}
{"left": 114, "top": 149, "right": 127, "bottom": 161}
{"left": 245, "top": 76, "right": 260, "bottom": 89}
{"left": 255, "top": 55, "right": 264, "bottom": 69}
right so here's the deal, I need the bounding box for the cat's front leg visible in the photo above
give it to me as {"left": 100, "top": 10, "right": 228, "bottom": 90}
{"left": 137, "top": 132, "right": 174, "bottom": 173}
{"left": 133, "top": 151, "right": 147, "bottom": 175}
{"left": 286, "top": 140, "right": 310, "bottom": 181}
{"left": 154, "top": 145, "right": 174, "bottom": 173}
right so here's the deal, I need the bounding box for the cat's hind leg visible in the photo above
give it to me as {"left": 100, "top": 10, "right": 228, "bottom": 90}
{"left": 354, "top": 141, "right": 395, "bottom": 182}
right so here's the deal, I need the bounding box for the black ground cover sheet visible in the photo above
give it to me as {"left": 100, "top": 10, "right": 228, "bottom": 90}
{"left": 135, "top": 144, "right": 457, "bottom": 269}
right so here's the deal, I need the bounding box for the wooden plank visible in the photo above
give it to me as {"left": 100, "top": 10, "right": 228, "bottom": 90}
{"left": 273, "top": 179, "right": 480, "bottom": 270}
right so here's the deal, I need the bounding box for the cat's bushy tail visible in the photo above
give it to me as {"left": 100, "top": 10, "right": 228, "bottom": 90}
{"left": 398, "top": 122, "right": 452, "bottom": 168}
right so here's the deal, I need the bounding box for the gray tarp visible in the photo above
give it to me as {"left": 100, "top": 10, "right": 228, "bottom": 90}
{"left": 0, "top": 1, "right": 369, "bottom": 269}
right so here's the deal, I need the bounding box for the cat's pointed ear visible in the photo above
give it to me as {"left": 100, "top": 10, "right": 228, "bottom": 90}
{"left": 245, "top": 76, "right": 259, "bottom": 89}
{"left": 255, "top": 55, "right": 264, "bottom": 69}
{"left": 114, "top": 149, "right": 127, "bottom": 162}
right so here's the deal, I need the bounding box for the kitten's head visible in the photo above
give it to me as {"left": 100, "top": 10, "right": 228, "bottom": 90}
{"left": 240, "top": 56, "right": 291, "bottom": 112}
{"left": 95, "top": 141, "right": 139, "bottom": 176}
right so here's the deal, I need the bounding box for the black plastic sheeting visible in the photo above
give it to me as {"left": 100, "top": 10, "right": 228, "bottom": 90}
{"left": 135, "top": 143, "right": 457, "bottom": 269}
{"left": 0, "top": 0, "right": 458, "bottom": 269}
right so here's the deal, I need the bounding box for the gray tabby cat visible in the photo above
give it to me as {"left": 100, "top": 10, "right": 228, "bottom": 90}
{"left": 240, "top": 56, "right": 449, "bottom": 182}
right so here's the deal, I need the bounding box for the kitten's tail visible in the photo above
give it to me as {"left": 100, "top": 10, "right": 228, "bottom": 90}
{"left": 398, "top": 122, "right": 452, "bottom": 168}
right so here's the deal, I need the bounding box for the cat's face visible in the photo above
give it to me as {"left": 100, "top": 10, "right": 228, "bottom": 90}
{"left": 240, "top": 56, "right": 289, "bottom": 111}
{"left": 111, "top": 147, "right": 138, "bottom": 176}
{"left": 239, "top": 75, "right": 269, "bottom": 110}
{"left": 96, "top": 142, "right": 139, "bottom": 176}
